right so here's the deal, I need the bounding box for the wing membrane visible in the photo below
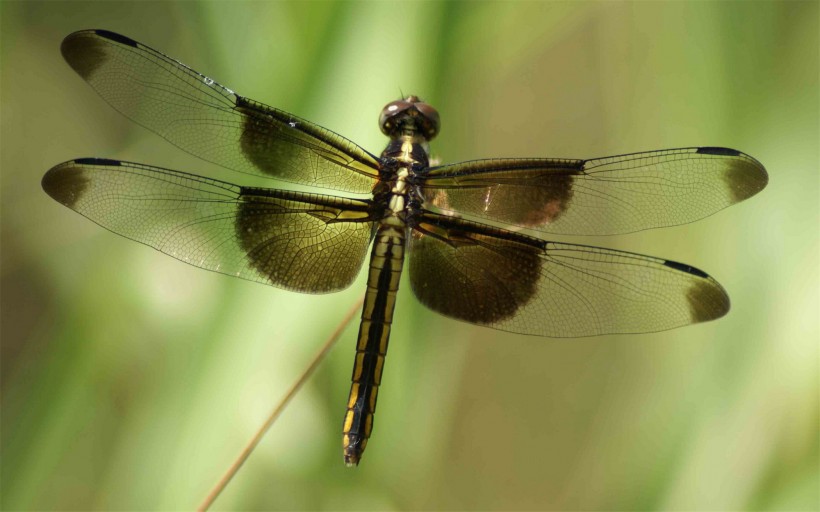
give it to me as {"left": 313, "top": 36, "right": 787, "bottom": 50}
{"left": 42, "top": 159, "right": 377, "bottom": 293}
{"left": 60, "top": 30, "right": 380, "bottom": 193}
{"left": 420, "top": 147, "right": 767, "bottom": 235}
{"left": 408, "top": 212, "right": 729, "bottom": 337}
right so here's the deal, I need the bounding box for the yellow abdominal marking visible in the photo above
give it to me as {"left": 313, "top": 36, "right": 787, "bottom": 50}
{"left": 343, "top": 410, "right": 354, "bottom": 432}
{"left": 347, "top": 383, "right": 360, "bottom": 408}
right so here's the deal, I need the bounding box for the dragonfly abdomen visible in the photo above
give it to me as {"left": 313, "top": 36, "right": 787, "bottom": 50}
{"left": 343, "top": 224, "right": 406, "bottom": 466}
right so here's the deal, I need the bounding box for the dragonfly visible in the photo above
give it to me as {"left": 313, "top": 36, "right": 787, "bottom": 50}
{"left": 43, "top": 29, "right": 768, "bottom": 466}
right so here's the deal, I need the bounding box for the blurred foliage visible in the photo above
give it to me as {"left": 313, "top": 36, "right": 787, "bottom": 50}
{"left": 1, "top": 1, "right": 817, "bottom": 510}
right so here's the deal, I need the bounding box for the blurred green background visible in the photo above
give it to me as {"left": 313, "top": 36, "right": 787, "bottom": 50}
{"left": 2, "top": 1, "right": 817, "bottom": 510}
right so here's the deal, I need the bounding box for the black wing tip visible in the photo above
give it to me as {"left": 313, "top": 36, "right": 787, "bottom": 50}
{"left": 661, "top": 259, "right": 731, "bottom": 323}
{"left": 724, "top": 149, "right": 768, "bottom": 201}
{"left": 688, "top": 277, "right": 731, "bottom": 323}
{"left": 62, "top": 29, "right": 138, "bottom": 47}
{"left": 92, "top": 30, "right": 138, "bottom": 47}
{"left": 74, "top": 157, "right": 122, "bottom": 167}
{"left": 697, "top": 146, "right": 741, "bottom": 157}
{"left": 61, "top": 30, "right": 139, "bottom": 80}
{"left": 42, "top": 160, "right": 92, "bottom": 209}
{"left": 738, "top": 158, "right": 769, "bottom": 200}
{"left": 61, "top": 31, "right": 104, "bottom": 78}
{"left": 695, "top": 147, "right": 769, "bottom": 202}
{"left": 663, "top": 259, "right": 709, "bottom": 279}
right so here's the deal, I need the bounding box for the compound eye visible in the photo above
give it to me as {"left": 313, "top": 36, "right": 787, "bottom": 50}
{"left": 379, "top": 100, "right": 412, "bottom": 135}
{"left": 414, "top": 102, "right": 440, "bottom": 139}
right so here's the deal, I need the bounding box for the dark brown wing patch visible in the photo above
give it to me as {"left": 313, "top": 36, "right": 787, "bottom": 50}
{"left": 43, "top": 159, "right": 376, "bottom": 293}
{"left": 423, "top": 158, "right": 579, "bottom": 230}
{"left": 409, "top": 219, "right": 541, "bottom": 324}
{"left": 58, "top": 30, "right": 380, "bottom": 193}
{"left": 237, "top": 190, "right": 375, "bottom": 292}
{"left": 421, "top": 148, "right": 768, "bottom": 235}
{"left": 408, "top": 212, "right": 730, "bottom": 337}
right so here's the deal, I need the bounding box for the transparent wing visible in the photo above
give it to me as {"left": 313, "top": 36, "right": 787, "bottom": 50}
{"left": 408, "top": 212, "right": 729, "bottom": 337}
{"left": 42, "top": 158, "right": 377, "bottom": 293}
{"left": 420, "top": 147, "right": 767, "bottom": 235}
{"left": 61, "top": 29, "right": 380, "bottom": 193}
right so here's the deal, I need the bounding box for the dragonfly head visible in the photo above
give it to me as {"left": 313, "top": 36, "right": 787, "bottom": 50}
{"left": 379, "top": 96, "right": 440, "bottom": 141}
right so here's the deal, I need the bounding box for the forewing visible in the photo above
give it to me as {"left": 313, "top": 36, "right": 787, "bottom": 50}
{"left": 60, "top": 30, "right": 380, "bottom": 193}
{"left": 420, "top": 147, "right": 767, "bottom": 235}
{"left": 408, "top": 213, "right": 729, "bottom": 337}
{"left": 42, "top": 159, "right": 376, "bottom": 293}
